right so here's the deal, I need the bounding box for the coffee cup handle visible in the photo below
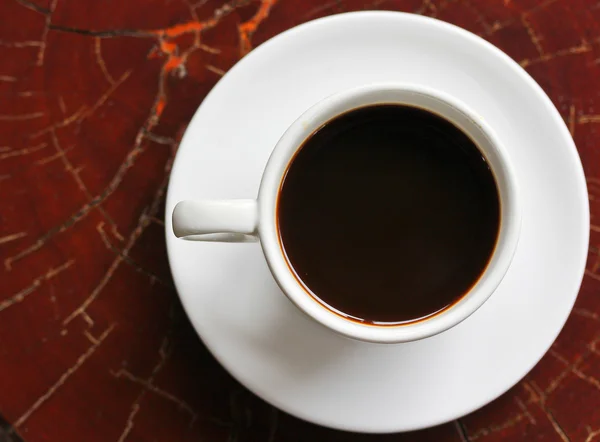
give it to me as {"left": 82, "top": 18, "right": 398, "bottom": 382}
{"left": 172, "top": 200, "right": 258, "bottom": 242}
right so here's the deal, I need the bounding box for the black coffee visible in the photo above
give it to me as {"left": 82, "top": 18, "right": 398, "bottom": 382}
{"left": 277, "top": 105, "right": 500, "bottom": 324}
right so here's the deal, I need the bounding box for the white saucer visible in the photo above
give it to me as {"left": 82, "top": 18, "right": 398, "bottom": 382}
{"left": 165, "top": 12, "right": 589, "bottom": 433}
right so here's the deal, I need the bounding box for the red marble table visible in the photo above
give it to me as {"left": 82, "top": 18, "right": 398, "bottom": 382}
{"left": 1, "top": 0, "right": 599, "bottom": 440}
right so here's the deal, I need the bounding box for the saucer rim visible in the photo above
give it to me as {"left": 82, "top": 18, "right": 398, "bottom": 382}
{"left": 165, "top": 11, "right": 589, "bottom": 433}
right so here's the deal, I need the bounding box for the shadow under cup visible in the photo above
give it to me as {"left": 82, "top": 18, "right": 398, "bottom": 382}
{"left": 275, "top": 101, "right": 507, "bottom": 330}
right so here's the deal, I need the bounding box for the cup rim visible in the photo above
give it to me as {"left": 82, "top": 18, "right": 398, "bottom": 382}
{"left": 258, "top": 83, "right": 521, "bottom": 343}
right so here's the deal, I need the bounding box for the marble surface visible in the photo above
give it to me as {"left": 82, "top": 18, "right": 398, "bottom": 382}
{"left": 0, "top": 0, "right": 599, "bottom": 440}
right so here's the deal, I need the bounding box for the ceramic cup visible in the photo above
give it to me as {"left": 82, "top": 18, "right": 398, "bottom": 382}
{"left": 172, "top": 84, "right": 521, "bottom": 344}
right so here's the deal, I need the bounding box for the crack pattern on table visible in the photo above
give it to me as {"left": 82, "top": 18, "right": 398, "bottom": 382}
{"left": 1, "top": 0, "right": 599, "bottom": 440}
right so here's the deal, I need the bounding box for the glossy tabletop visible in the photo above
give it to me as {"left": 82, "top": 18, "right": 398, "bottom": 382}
{"left": 0, "top": 0, "right": 599, "bottom": 441}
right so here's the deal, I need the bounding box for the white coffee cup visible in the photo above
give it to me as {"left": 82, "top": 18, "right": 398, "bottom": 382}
{"left": 172, "top": 84, "right": 521, "bottom": 344}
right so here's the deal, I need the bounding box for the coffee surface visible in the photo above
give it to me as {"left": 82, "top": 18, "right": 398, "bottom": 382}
{"left": 278, "top": 105, "right": 500, "bottom": 323}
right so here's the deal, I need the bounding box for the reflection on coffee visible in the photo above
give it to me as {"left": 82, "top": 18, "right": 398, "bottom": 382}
{"left": 277, "top": 105, "right": 500, "bottom": 324}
